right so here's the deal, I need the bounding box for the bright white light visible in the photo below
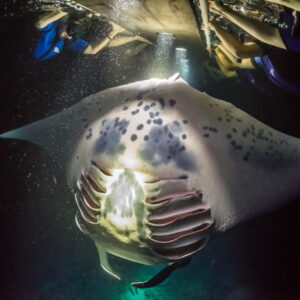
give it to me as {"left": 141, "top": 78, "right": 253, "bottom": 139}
{"left": 175, "top": 47, "right": 190, "bottom": 81}
{"left": 149, "top": 32, "right": 174, "bottom": 78}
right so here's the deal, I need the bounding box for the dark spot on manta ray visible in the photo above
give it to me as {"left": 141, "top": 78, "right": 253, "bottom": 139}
{"left": 147, "top": 119, "right": 151, "bottom": 124}
{"left": 86, "top": 133, "right": 92, "bottom": 140}
{"left": 151, "top": 102, "right": 156, "bottom": 107}
{"left": 218, "top": 117, "right": 222, "bottom": 121}
{"left": 114, "top": 117, "right": 120, "bottom": 128}
{"left": 178, "top": 174, "right": 188, "bottom": 179}
{"left": 137, "top": 124, "right": 144, "bottom": 131}
{"left": 149, "top": 112, "right": 155, "bottom": 118}
{"left": 173, "top": 121, "right": 180, "bottom": 127}
{"left": 131, "top": 134, "right": 138, "bottom": 141}
{"left": 155, "top": 112, "right": 160, "bottom": 117}
{"left": 183, "top": 120, "right": 188, "bottom": 124}
{"left": 231, "top": 140, "right": 236, "bottom": 146}
{"left": 144, "top": 135, "right": 149, "bottom": 141}
{"left": 169, "top": 99, "right": 176, "bottom": 106}
{"left": 122, "top": 105, "right": 128, "bottom": 111}
{"left": 136, "top": 90, "right": 150, "bottom": 100}
{"left": 182, "top": 134, "right": 187, "bottom": 139}
{"left": 226, "top": 134, "right": 232, "bottom": 139}
{"left": 203, "top": 126, "right": 208, "bottom": 130}
{"left": 232, "top": 128, "right": 237, "bottom": 133}
{"left": 124, "top": 97, "right": 129, "bottom": 102}
{"left": 159, "top": 97, "right": 165, "bottom": 108}
{"left": 153, "top": 118, "right": 163, "bottom": 125}
{"left": 139, "top": 125, "right": 196, "bottom": 171}
{"left": 203, "top": 134, "right": 210, "bottom": 138}
{"left": 131, "top": 109, "right": 140, "bottom": 115}
{"left": 93, "top": 118, "right": 129, "bottom": 156}
{"left": 144, "top": 105, "right": 150, "bottom": 111}
{"left": 209, "top": 127, "right": 218, "bottom": 133}
{"left": 138, "top": 101, "right": 143, "bottom": 107}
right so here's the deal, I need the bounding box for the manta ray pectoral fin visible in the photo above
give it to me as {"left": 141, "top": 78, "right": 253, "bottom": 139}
{"left": 95, "top": 244, "right": 121, "bottom": 281}
{"left": 131, "top": 256, "right": 192, "bottom": 289}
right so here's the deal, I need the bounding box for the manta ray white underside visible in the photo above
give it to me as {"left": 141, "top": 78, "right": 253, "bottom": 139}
{"left": 1, "top": 75, "right": 300, "bottom": 284}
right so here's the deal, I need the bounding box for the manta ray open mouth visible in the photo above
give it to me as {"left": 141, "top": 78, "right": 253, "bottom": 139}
{"left": 74, "top": 161, "right": 213, "bottom": 263}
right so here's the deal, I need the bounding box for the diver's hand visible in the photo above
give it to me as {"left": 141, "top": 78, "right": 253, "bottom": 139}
{"left": 110, "top": 22, "right": 126, "bottom": 35}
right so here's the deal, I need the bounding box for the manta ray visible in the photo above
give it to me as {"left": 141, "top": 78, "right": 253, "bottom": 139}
{"left": 1, "top": 75, "right": 300, "bottom": 287}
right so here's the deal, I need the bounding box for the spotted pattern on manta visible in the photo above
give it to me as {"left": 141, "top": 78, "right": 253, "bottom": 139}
{"left": 201, "top": 102, "right": 299, "bottom": 164}
{"left": 93, "top": 118, "right": 129, "bottom": 156}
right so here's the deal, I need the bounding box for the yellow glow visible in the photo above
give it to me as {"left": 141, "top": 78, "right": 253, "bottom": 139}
{"left": 101, "top": 169, "right": 147, "bottom": 229}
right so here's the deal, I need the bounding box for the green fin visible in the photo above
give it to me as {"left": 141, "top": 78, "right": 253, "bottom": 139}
{"left": 95, "top": 243, "right": 121, "bottom": 280}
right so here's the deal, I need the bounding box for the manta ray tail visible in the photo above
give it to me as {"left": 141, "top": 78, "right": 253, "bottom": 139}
{"left": 131, "top": 257, "right": 191, "bottom": 289}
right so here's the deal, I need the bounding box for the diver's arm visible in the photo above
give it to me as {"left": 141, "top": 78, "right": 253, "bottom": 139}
{"left": 210, "top": 1, "right": 286, "bottom": 49}
{"left": 107, "top": 35, "right": 151, "bottom": 48}
{"left": 217, "top": 44, "right": 255, "bottom": 69}
{"left": 265, "top": 0, "right": 300, "bottom": 11}
{"left": 84, "top": 22, "right": 125, "bottom": 55}
{"left": 214, "top": 47, "right": 238, "bottom": 77}
{"left": 212, "top": 22, "right": 263, "bottom": 59}
{"left": 35, "top": 8, "right": 68, "bottom": 29}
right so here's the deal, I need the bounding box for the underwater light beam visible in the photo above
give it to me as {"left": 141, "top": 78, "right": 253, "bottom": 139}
{"left": 175, "top": 48, "right": 190, "bottom": 82}
{"left": 149, "top": 32, "right": 174, "bottom": 78}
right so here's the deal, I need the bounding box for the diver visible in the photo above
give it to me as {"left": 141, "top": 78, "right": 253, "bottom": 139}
{"left": 209, "top": 0, "right": 300, "bottom": 51}
{"left": 208, "top": 2, "right": 300, "bottom": 96}
{"left": 33, "top": 6, "right": 151, "bottom": 61}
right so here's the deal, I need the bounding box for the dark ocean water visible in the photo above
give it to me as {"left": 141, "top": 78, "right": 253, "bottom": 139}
{"left": 1, "top": 1, "right": 300, "bottom": 299}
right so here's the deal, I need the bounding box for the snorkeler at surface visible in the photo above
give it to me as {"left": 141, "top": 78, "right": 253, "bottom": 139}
{"left": 34, "top": 6, "right": 151, "bottom": 61}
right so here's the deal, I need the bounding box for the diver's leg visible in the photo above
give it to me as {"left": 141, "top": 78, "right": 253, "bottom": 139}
{"left": 108, "top": 35, "right": 152, "bottom": 48}
{"left": 35, "top": 7, "right": 68, "bottom": 29}
{"left": 209, "top": 1, "right": 286, "bottom": 49}
{"left": 265, "top": 0, "right": 300, "bottom": 12}
{"left": 211, "top": 21, "right": 263, "bottom": 59}
{"left": 217, "top": 44, "right": 255, "bottom": 70}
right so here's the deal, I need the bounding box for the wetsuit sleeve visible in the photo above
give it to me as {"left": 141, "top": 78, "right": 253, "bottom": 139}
{"left": 33, "top": 21, "right": 64, "bottom": 60}
{"left": 67, "top": 38, "right": 89, "bottom": 52}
